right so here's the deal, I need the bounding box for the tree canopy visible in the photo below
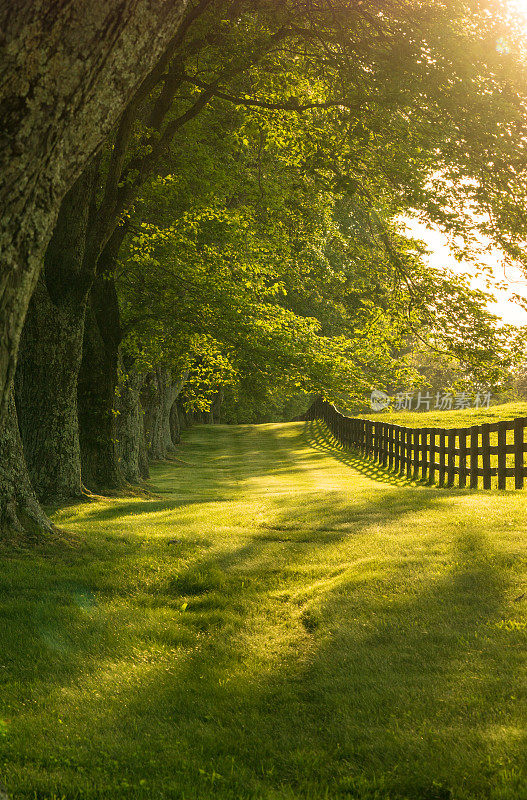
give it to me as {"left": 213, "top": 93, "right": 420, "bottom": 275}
{"left": 3, "top": 0, "right": 527, "bottom": 536}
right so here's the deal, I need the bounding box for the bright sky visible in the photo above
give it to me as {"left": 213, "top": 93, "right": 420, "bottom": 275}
{"left": 402, "top": 217, "right": 527, "bottom": 328}
{"left": 397, "top": 0, "right": 527, "bottom": 330}
{"left": 510, "top": 0, "right": 527, "bottom": 17}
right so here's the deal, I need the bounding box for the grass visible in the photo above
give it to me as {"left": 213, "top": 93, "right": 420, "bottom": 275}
{"left": 355, "top": 400, "right": 527, "bottom": 429}
{"left": 0, "top": 420, "right": 526, "bottom": 800}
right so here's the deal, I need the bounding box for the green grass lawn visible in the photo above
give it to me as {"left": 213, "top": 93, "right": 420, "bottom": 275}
{"left": 355, "top": 400, "right": 527, "bottom": 429}
{"left": 1, "top": 420, "right": 526, "bottom": 800}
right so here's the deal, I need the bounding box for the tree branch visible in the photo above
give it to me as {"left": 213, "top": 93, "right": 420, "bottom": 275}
{"left": 181, "top": 72, "right": 361, "bottom": 112}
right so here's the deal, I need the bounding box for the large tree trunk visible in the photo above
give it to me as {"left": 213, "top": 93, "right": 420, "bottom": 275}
{"left": 0, "top": 393, "right": 55, "bottom": 541}
{"left": 143, "top": 369, "right": 187, "bottom": 461}
{"left": 138, "top": 418, "right": 150, "bottom": 480}
{"left": 78, "top": 273, "right": 123, "bottom": 492}
{"left": 170, "top": 401, "right": 181, "bottom": 446}
{"left": 116, "top": 364, "right": 149, "bottom": 483}
{"left": 0, "top": 0, "right": 189, "bottom": 426}
{"left": 14, "top": 167, "right": 97, "bottom": 503}
{"left": 15, "top": 280, "right": 86, "bottom": 503}
{"left": 211, "top": 387, "right": 224, "bottom": 423}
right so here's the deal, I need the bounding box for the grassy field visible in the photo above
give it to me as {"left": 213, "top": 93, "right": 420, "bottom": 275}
{"left": 354, "top": 400, "right": 527, "bottom": 491}
{"left": 355, "top": 400, "right": 527, "bottom": 429}
{"left": 1, "top": 420, "right": 526, "bottom": 800}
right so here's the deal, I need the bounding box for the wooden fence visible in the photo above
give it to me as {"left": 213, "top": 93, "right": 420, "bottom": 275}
{"left": 300, "top": 397, "right": 527, "bottom": 490}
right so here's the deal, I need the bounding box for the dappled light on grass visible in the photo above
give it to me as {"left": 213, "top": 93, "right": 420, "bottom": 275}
{"left": 0, "top": 422, "right": 526, "bottom": 799}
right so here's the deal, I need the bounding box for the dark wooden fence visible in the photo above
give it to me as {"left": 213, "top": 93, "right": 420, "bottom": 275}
{"left": 300, "top": 397, "right": 527, "bottom": 490}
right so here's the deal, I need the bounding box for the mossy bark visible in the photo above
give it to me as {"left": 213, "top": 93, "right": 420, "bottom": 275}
{"left": 0, "top": 0, "right": 189, "bottom": 425}
{"left": 211, "top": 388, "right": 224, "bottom": 423}
{"left": 78, "top": 274, "right": 123, "bottom": 492}
{"left": 170, "top": 401, "right": 181, "bottom": 446}
{"left": 15, "top": 167, "right": 96, "bottom": 503}
{"left": 0, "top": 393, "right": 55, "bottom": 541}
{"left": 15, "top": 281, "right": 85, "bottom": 503}
{"left": 143, "top": 369, "right": 187, "bottom": 461}
{"left": 116, "top": 366, "right": 149, "bottom": 483}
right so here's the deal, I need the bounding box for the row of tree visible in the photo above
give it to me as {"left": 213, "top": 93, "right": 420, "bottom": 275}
{"left": 2, "top": 0, "right": 527, "bottom": 538}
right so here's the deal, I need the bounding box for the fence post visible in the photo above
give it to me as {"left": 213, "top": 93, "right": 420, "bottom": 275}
{"left": 458, "top": 429, "right": 467, "bottom": 488}
{"left": 421, "top": 428, "right": 428, "bottom": 482}
{"left": 412, "top": 429, "right": 420, "bottom": 480}
{"left": 481, "top": 423, "right": 491, "bottom": 490}
{"left": 438, "top": 430, "right": 446, "bottom": 487}
{"left": 470, "top": 426, "right": 479, "bottom": 489}
{"left": 514, "top": 418, "right": 524, "bottom": 490}
{"left": 394, "top": 426, "right": 400, "bottom": 472}
{"left": 406, "top": 429, "right": 412, "bottom": 479}
{"left": 429, "top": 429, "right": 437, "bottom": 485}
{"left": 447, "top": 430, "right": 456, "bottom": 487}
{"left": 497, "top": 421, "right": 507, "bottom": 490}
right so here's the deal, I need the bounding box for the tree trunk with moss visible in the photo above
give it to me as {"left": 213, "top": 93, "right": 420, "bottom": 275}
{"left": 78, "top": 272, "right": 123, "bottom": 492}
{"left": 116, "top": 365, "right": 149, "bottom": 483}
{"left": 15, "top": 167, "right": 97, "bottom": 503}
{"left": 143, "top": 369, "right": 187, "bottom": 461}
{"left": 0, "top": 393, "right": 55, "bottom": 541}
{"left": 0, "top": 0, "right": 189, "bottom": 428}
{"left": 183, "top": 408, "right": 195, "bottom": 427}
{"left": 170, "top": 401, "right": 181, "bottom": 446}
{"left": 211, "top": 388, "right": 224, "bottom": 423}
{"left": 138, "top": 417, "right": 150, "bottom": 480}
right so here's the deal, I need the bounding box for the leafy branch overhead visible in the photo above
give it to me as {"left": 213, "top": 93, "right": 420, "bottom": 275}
{"left": 5, "top": 0, "right": 527, "bottom": 534}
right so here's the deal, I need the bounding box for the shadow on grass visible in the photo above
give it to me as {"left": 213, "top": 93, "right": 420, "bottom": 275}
{"left": 11, "top": 525, "right": 518, "bottom": 800}
{"left": 111, "top": 531, "right": 523, "bottom": 799}
{"left": 305, "top": 419, "right": 477, "bottom": 495}
{"left": 0, "top": 423, "right": 525, "bottom": 799}
{"left": 78, "top": 419, "right": 450, "bottom": 528}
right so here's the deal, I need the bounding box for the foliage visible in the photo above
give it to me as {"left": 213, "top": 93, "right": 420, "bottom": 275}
{"left": 102, "top": 0, "right": 527, "bottom": 420}
{"left": 118, "top": 92, "right": 516, "bottom": 418}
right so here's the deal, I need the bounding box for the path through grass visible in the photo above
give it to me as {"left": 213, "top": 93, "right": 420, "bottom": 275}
{"left": 1, "top": 421, "right": 526, "bottom": 799}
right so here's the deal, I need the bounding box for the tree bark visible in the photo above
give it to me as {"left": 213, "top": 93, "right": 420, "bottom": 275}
{"left": 211, "top": 387, "right": 224, "bottom": 423}
{"left": 14, "top": 166, "right": 97, "bottom": 503}
{"left": 0, "top": 392, "right": 55, "bottom": 541}
{"left": 0, "top": 0, "right": 189, "bottom": 426}
{"left": 15, "top": 279, "right": 86, "bottom": 503}
{"left": 143, "top": 369, "right": 187, "bottom": 460}
{"left": 116, "top": 364, "right": 148, "bottom": 483}
{"left": 170, "top": 400, "right": 181, "bottom": 445}
{"left": 138, "top": 416, "right": 150, "bottom": 480}
{"left": 78, "top": 272, "right": 123, "bottom": 492}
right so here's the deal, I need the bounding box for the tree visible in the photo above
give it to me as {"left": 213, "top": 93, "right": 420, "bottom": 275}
{"left": 116, "top": 131, "right": 512, "bottom": 429}
{"left": 0, "top": 0, "right": 191, "bottom": 430}
{"left": 6, "top": 0, "right": 527, "bottom": 530}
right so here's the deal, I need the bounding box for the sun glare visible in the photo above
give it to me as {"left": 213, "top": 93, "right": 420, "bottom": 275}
{"left": 509, "top": 0, "right": 527, "bottom": 17}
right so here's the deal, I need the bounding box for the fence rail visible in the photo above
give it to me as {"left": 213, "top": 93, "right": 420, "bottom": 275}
{"left": 299, "top": 397, "right": 527, "bottom": 490}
